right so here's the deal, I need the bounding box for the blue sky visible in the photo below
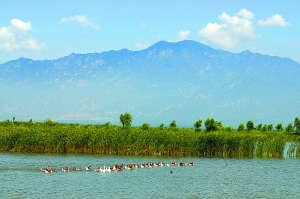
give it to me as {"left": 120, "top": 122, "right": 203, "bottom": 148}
{"left": 0, "top": 0, "right": 299, "bottom": 64}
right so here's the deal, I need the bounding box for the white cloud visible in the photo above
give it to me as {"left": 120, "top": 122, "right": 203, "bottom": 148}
{"left": 21, "top": 38, "right": 44, "bottom": 51}
{"left": 10, "top": 18, "right": 31, "bottom": 31}
{"left": 167, "top": 30, "right": 191, "bottom": 43}
{"left": 0, "top": 27, "right": 16, "bottom": 51}
{"left": 198, "top": 9, "right": 257, "bottom": 49}
{"left": 257, "top": 14, "right": 289, "bottom": 27}
{"left": 177, "top": 30, "right": 190, "bottom": 41}
{"left": 237, "top": 8, "right": 254, "bottom": 19}
{"left": 60, "top": 15, "right": 100, "bottom": 30}
{"left": 0, "top": 19, "right": 45, "bottom": 52}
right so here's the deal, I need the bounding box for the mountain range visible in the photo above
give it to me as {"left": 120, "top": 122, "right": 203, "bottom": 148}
{"left": 0, "top": 40, "right": 299, "bottom": 127}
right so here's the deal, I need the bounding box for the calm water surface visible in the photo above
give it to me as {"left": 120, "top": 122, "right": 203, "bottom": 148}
{"left": 0, "top": 152, "right": 299, "bottom": 199}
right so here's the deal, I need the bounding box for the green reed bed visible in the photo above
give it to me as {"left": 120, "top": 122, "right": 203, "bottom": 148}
{"left": 297, "top": 144, "right": 300, "bottom": 158}
{"left": 0, "top": 123, "right": 298, "bottom": 158}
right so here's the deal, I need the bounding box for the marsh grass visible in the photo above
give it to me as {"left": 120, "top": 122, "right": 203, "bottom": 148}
{"left": 0, "top": 122, "right": 298, "bottom": 158}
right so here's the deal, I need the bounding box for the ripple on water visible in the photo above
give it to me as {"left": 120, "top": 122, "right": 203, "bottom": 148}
{"left": 1, "top": 153, "right": 300, "bottom": 199}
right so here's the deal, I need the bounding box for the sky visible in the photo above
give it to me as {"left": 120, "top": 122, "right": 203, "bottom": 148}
{"left": 0, "top": 0, "right": 299, "bottom": 64}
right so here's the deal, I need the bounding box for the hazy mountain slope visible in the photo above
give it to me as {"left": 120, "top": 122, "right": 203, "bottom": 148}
{"left": 0, "top": 40, "right": 299, "bottom": 127}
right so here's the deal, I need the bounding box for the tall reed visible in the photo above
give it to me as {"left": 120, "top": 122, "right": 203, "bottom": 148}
{"left": 0, "top": 122, "right": 297, "bottom": 158}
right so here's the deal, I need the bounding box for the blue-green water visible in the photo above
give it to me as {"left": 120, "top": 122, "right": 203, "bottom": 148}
{"left": 0, "top": 152, "right": 300, "bottom": 199}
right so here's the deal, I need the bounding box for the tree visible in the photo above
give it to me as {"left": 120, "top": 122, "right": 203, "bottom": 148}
{"left": 285, "top": 123, "right": 294, "bottom": 134}
{"left": 256, "top": 124, "right": 262, "bottom": 131}
{"left": 224, "top": 126, "right": 232, "bottom": 131}
{"left": 194, "top": 119, "right": 202, "bottom": 131}
{"left": 45, "top": 118, "right": 55, "bottom": 126}
{"left": 28, "top": 119, "right": 33, "bottom": 125}
{"left": 104, "top": 122, "right": 110, "bottom": 128}
{"left": 159, "top": 123, "right": 164, "bottom": 129}
{"left": 215, "top": 121, "right": 222, "bottom": 130}
{"left": 267, "top": 124, "right": 273, "bottom": 131}
{"left": 169, "top": 120, "right": 177, "bottom": 128}
{"left": 262, "top": 124, "right": 268, "bottom": 132}
{"left": 141, "top": 123, "right": 150, "bottom": 130}
{"left": 120, "top": 112, "right": 132, "bottom": 128}
{"left": 246, "top": 120, "right": 254, "bottom": 131}
{"left": 204, "top": 118, "right": 217, "bottom": 132}
{"left": 13, "top": 116, "right": 15, "bottom": 123}
{"left": 275, "top": 123, "right": 283, "bottom": 131}
{"left": 237, "top": 123, "right": 245, "bottom": 131}
{"left": 294, "top": 117, "right": 300, "bottom": 134}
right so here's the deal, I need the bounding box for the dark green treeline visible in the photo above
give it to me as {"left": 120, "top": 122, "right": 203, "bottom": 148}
{"left": 1, "top": 121, "right": 299, "bottom": 158}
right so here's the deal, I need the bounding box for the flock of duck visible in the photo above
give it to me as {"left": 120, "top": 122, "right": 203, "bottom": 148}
{"left": 40, "top": 161, "right": 195, "bottom": 173}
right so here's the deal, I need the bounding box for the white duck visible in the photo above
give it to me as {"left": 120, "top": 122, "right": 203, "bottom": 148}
{"left": 86, "top": 164, "right": 92, "bottom": 171}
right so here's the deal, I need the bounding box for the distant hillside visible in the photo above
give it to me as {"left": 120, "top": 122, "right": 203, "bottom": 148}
{"left": 0, "top": 40, "right": 299, "bottom": 127}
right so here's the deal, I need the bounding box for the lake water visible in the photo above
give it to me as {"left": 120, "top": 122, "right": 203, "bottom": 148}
{"left": 0, "top": 152, "right": 300, "bottom": 199}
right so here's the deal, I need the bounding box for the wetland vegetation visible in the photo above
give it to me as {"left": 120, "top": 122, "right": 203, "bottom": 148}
{"left": 0, "top": 115, "right": 299, "bottom": 158}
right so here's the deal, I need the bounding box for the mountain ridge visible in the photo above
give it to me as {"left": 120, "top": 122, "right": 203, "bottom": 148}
{"left": 3, "top": 39, "right": 298, "bottom": 67}
{"left": 0, "top": 40, "right": 299, "bottom": 127}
